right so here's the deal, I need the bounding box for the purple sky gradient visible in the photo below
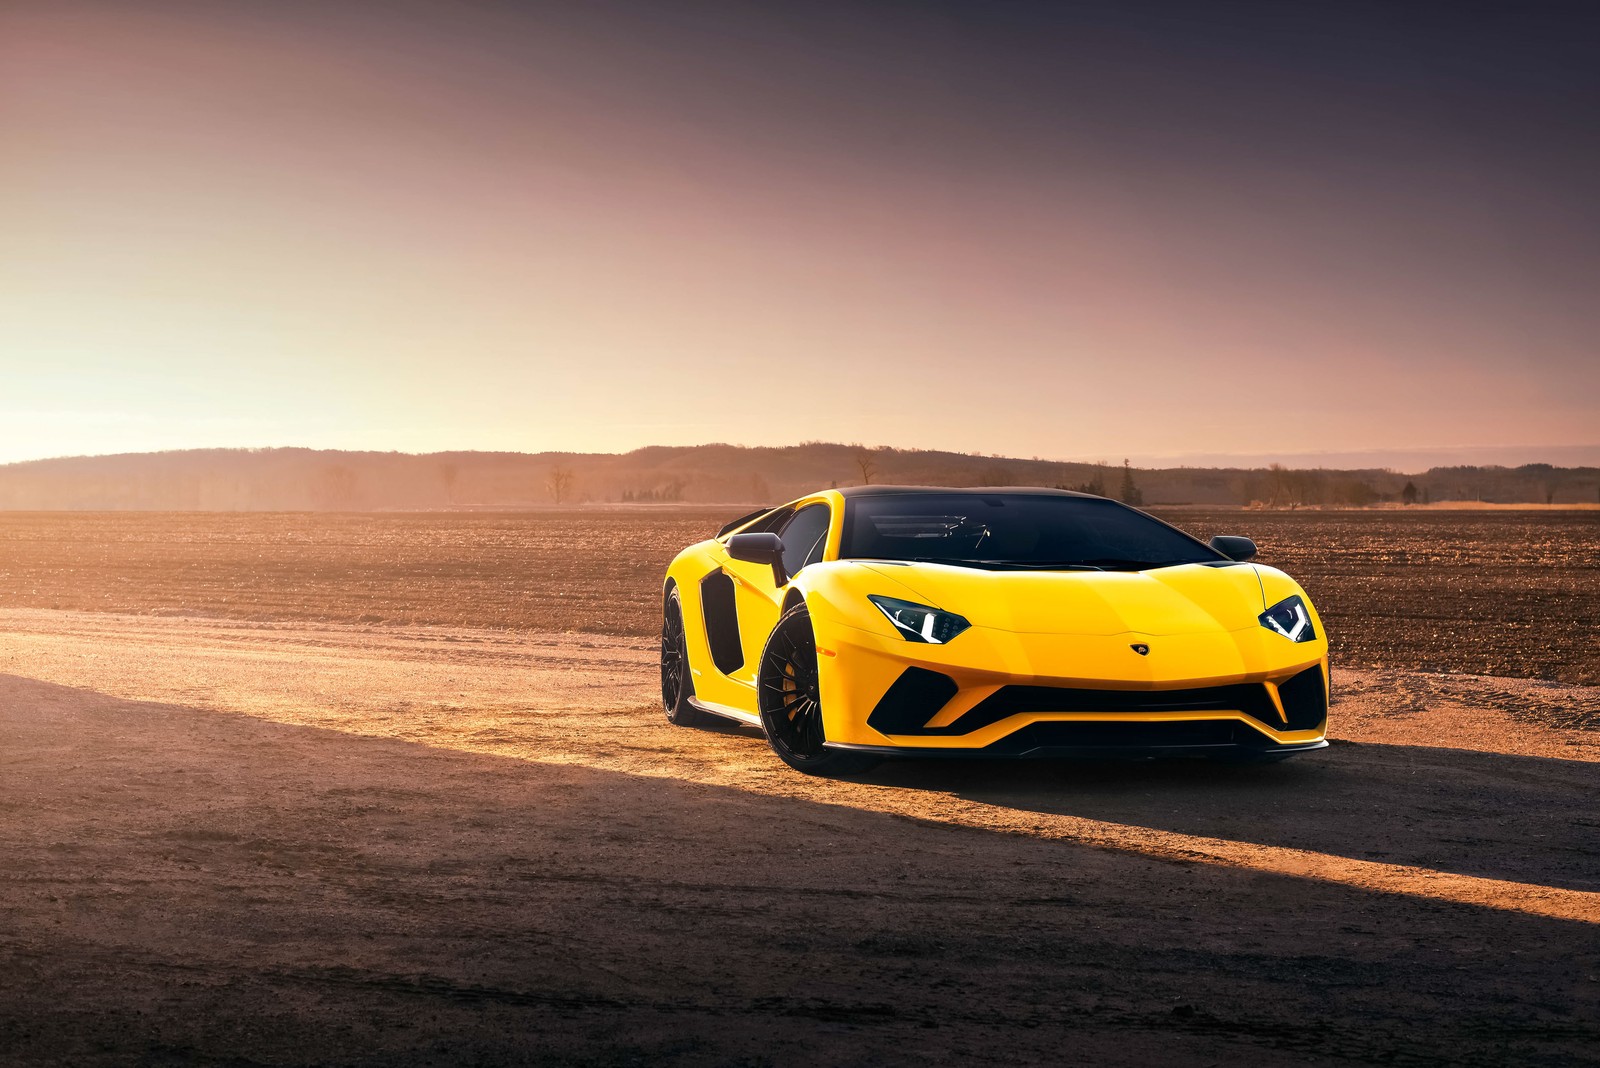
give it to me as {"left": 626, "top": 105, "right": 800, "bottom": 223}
{"left": 2, "top": 1, "right": 1596, "bottom": 465}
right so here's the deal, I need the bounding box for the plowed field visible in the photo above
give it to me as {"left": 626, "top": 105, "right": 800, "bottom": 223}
{"left": 0, "top": 507, "right": 1596, "bottom": 681}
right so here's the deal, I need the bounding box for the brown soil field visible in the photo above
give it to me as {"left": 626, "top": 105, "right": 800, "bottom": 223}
{"left": 2, "top": 510, "right": 1598, "bottom": 1065}
{"left": 1198, "top": 509, "right": 1600, "bottom": 686}
{"left": 0, "top": 507, "right": 1596, "bottom": 682}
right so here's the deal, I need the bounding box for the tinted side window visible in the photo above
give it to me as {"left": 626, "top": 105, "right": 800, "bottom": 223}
{"left": 779, "top": 505, "right": 831, "bottom": 577}
{"left": 742, "top": 507, "right": 793, "bottom": 536}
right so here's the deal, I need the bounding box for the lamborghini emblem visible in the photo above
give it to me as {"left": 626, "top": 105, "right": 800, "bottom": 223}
{"left": 1130, "top": 643, "right": 1150, "bottom": 656}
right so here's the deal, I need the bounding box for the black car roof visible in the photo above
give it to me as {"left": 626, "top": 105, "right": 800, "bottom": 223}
{"left": 719, "top": 486, "right": 1115, "bottom": 536}
{"left": 720, "top": 482, "right": 1107, "bottom": 534}
{"left": 834, "top": 485, "right": 1100, "bottom": 499}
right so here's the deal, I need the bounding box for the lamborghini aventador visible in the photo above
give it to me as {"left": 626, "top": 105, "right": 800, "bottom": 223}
{"left": 660, "top": 487, "right": 1329, "bottom": 774}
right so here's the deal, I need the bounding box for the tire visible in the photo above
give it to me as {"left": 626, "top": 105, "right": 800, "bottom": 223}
{"left": 757, "top": 603, "right": 878, "bottom": 776}
{"left": 662, "top": 587, "right": 716, "bottom": 727}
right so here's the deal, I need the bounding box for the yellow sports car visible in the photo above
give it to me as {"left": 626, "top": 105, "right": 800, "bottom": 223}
{"left": 661, "top": 487, "right": 1329, "bottom": 775}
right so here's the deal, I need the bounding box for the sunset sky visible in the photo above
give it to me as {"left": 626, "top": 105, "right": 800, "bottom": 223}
{"left": 2, "top": 1, "right": 1596, "bottom": 467}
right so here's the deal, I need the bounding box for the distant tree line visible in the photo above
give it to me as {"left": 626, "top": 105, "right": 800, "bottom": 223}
{"left": 619, "top": 479, "right": 687, "bottom": 503}
{"left": 0, "top": 446, "right": 1594, "bottom": 510}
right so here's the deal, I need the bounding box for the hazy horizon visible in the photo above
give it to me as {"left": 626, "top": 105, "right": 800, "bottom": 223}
{"left": 4, "top": 439, "right": 1598, "bottom": 476}
{"left": 4, "top": 1, "right": 1597, "bottom": 465}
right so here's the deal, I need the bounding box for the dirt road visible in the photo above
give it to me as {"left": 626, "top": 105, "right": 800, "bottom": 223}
{"left": 3, "top": 608, "right": 1598, "bottom": 1065}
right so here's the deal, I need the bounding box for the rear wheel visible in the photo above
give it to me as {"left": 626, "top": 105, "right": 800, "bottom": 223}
{"left": 662, "top": 588, "right": 716, "bottom": 727}
{"left": 757, "top": 604, "right": 877, "bottom": 776}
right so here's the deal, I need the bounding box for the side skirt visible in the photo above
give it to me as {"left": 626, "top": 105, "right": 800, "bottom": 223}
{"left": 687, "top": 696, "right": 762, "bottom": 729}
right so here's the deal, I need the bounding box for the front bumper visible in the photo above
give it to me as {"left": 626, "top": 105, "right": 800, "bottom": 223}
{"left": 825, "top": 733, "right": 1330, "bottom": 761}
{"left": 815, "top": 620, "right": 1329, "bottom": 756}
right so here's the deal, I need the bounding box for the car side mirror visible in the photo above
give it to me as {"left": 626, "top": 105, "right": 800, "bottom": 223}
{"left": 727, "top": 532, "right": 789, "bottom": 586}
{"left": 1209, "top": 535, "right": 1257, "bottom": 562}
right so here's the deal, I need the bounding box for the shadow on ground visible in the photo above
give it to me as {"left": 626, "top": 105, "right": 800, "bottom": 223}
{"left": 3, "top": 674, "right": 1597, "bottom": 1067}
{"left": 860, "top": 739, "right": 1600, "bottom": 892}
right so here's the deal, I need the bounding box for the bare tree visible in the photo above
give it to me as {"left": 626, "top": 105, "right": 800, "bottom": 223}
{"left": 1286, "top": 469, "right": 1322, "bottom": 508}
{"left": 854, "top": 450, "right": 877, "bottom": 485}
{"left": 547, "top": 465, "right": 574, "bottom": 505}
{"left": 1266, "top": 463, "right": 1289, "bottom": 508}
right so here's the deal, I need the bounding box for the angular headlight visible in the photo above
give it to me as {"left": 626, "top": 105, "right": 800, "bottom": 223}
{"left": 1259, "top": 595, "right": 1316, "bottom": 643}
{"left": 868, "top": 595, "right": 971, "bottom": 644}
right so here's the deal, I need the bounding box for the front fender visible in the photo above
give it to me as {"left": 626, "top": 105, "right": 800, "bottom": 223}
{"left": 791, "top": 561, "right": 928, "bottom": 647}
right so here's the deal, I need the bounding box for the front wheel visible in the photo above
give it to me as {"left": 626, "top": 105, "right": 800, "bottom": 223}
{"left": 757, "top": 604, "right": 877, "bottom": 776}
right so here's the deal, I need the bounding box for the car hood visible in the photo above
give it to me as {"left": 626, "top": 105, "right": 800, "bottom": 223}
{"left": 856, "top": 560, "right": 1267, "bottom": 636}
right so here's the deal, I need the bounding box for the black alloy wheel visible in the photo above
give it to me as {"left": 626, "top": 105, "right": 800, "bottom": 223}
{"left": 757, "top": 603, "right": 877, "bottom": 776}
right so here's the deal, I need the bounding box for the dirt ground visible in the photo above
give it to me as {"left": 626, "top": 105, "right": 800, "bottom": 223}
{"left": 1, "top": 507, "right": 1596, "bottom": 683}
{"left": 3, "top": 608, "right": 1597, "bottom": 1066}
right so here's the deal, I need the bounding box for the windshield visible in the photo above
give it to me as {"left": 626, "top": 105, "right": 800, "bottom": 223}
{"left": 839, "top": 493, "right": 1223, "bottom": 571}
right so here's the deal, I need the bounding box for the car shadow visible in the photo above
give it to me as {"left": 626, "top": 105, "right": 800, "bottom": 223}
{"left": 861, "top": 738, "right": 1599, "bottom": 892}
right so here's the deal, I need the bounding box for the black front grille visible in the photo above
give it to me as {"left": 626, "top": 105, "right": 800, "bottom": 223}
{"left": 989, "top": 718, "right": 1276, "bottom": 755}
{"left": 958, "top": 681, "right": 1282, "bottom": 734}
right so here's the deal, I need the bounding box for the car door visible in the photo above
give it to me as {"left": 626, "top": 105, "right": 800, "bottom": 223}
{"left": 721, "top": 501, "right": 833, "bottom": 687}
{"left": 692, "top": 507, "right": 787, "bottom": 707}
